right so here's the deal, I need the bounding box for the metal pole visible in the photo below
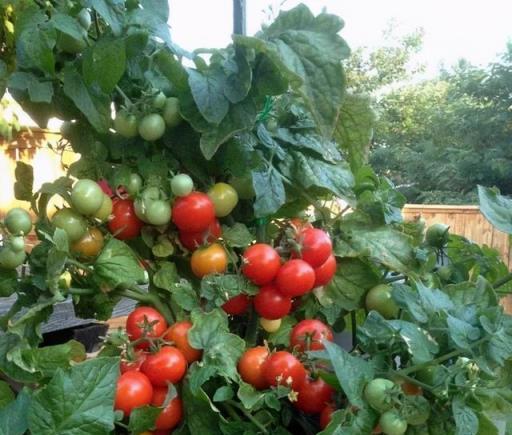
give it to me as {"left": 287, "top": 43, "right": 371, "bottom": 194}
{"left": 233, "top": 0, "right": 247, "bottom": 35}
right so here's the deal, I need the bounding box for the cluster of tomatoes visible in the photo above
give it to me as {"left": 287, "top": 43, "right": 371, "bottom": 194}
{"left": 238, "top": 318, "right": 338, "bottom": 428}
{"left": 115, "top": 306, "right": 202, "bottom": 433}
{"left": 113, "top": 91, "right": 183, "bottom": 142}
{"left": 225, "top": 224, "right": 336, "bottom": 332}
{"left": 0, "top": 207, "right": 32, "bottom": 269}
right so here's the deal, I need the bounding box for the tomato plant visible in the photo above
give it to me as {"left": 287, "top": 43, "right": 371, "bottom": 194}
{"left": 1, "top": 2, "right": 512, "bottom": 434}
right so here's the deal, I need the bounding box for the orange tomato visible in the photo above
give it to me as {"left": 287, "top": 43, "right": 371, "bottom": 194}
{"left": 165, "top": 321, "right": 202, "bottom": 363}
{"left": 190, "top": 243, "right": 227, "bottom": 278}
{"left": 71, "top": 227, "right": 104, "bottom": 258}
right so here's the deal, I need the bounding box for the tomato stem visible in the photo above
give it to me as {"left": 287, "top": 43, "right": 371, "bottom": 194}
{"left": 397, "top": 336, "right": 490, "bottom": 376}
{"left": 493, "top": 272, "right": 512, "bottom": 289}
{"left": 226, "top": 400, "right": 269, "bottom": 434}
{"left": 389, "top": 370, "right": 434, "bottom": 393}
{"left": 66, "top": 258, "right": 93, "bottom": 272}
{"left": 115, "top": 85, "right": 133, "bottom": 107}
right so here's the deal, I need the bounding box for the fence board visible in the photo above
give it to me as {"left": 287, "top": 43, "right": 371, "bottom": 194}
{"left": 403, "top": 204, "right": 511, "bottom": 269}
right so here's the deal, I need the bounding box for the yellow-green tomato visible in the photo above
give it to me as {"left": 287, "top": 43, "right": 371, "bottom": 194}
{"left": 94, "top": 194, "right": 113, "bottom": 222}
{"left": 207, "top": 183, "right": 239, "bottom": 217}
{"left": 4, "top": 207, "right": 32, "bottom": 235}
{"left": 138, "top": 113, "right": 166, "bottom": 141}
{"left": 71, "top": 179, "right": 104, "bottom": 216}
{"left": 9, "top": 236, "right": 25, "bottom": 253}
{"left": 52, "top": 208, "right": 87, "bottom": 242}
{"left": 0, "top": 248, "right": 26, "bottom": 269}
{"left": 259, "top": 317, "right": 282, "bottom": 333}
{"left": 163, "top": 97, "right": 182, "bottom": 128}
{"left": 365, "top": 284, "right": 399, "bottom": 319}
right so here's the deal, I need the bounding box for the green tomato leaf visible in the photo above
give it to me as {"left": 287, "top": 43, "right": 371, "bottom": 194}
{"left": 52, "top": 13, "right": 85, "bottom": 41}
{"left": 252, "top": 166, "right": 286, "bottom": 218}
{"left": 334, "top": 94, "right": 376, "bottom": 172}
{"left": 0, "top": 268, "right": 18, "bottom": 297}
{"left": 318, "top": 406, "right": 378, "bottom": 435}
{"left": 89, "top": 0, "right": 124, "bottom": 36}
{"left": 8, "top": 72, "right": 54, "bottom": 103}
{"left": 153, "top": 261, "right": 179, "bottom": 291}
{"left": 452, "top": 396, "right": 478, "bottom": 435}
{"left": 321, "top": 340, "right": 374, "bottom": 408}
{"left": 447, "top": 314, "right": 482, "bottom": 351}
{"left": 188, "top": 310, "right": 245, "bottom": 392}
{"left": 93, "top": 238, "right": 144, "bottom": 290}
{"left": 0, "top": 389, "right": 31, "bottom": 435}
{"left": 325, "top": 258, "right": 380, "bottom": 311}
{"left": 128, "top": 405, "right": 161, "bottom": 433}
{"left": 478, "top": 185, "right": 512, "bottom": 235}
{"left": 0, "top": 334, "right": 38, "bottom": 383}
{"left": 28, "top": 357, "right": 119, "bottom": 435}
{"left": 168, "top": 280, "right": 201, "bottom": 312}
{"left": 267, "top": 316, "right": 296, "bottom": 347}
{"left": 188, "top": 67, "right": 229, "bottom": 125}
{"left": 181, "top": 382, "right": 224, "bottom": 435}
{"left": 275, "top": 129, "right": 342, "bottom": 163}
{"left": 16, "top": 26, "right": 55, "bottom": 75}
{"left": 0, "top": 381, "right": 15, "bottom": 408}
{"left": 62, "top": 65, "right": 111, "bottom": 133}
{"left": 212, "top": 385, "right": 234, "bottom": 402}
{"left": 200, "top": 274, "right": 257, "bottom": 308}
{"left": 221, "top": 223, "right": 254, "bottom": 248}
{"left": 83, "top": 37, "right": 126, "bottom": 93}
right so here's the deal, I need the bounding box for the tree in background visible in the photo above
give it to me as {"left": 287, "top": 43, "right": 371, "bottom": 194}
{"left": 367, "top": 38, "right": 512, "bottom": 204}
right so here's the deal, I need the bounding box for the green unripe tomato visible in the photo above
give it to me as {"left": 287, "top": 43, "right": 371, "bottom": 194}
{"left": 94, "top": 194, "right": 113, "bottom": 222}
{"left": 144, "top": 200, "right": 171, "bottom": 226}
{"left": 208, "top": 182, "right": 239, "bottom": 217}
{"left": 9, "top": 236, "right": 25, "bottom": 253}
{"left": 4, "top": 208, "right": 32, "bottom": 235}
{"left": 125, "top": 173, "right": 143, "bottom": 197}
{"left": 163, "top": 97, "right": 182, "bottom": 127}
{"left": 365, "top": 284, "right": 399, "bottom": 319}
{"left": 170, "top": 174, "right": 194, "bottom": 197}
{"left": 114, "top": 111, "right": 138, "bottom": 138}
{"left": 134, "top": 187, "right": 162, "bottom": 222}
{"left": 138, "top": 113, "right": 166, "bottom": 141}
{"left": 77, "top": 8, "right": 91, "bottom": 30}
{"left": 364, "top": 378, "right": 396, "bottom": 412}
{"left": 229, "top": 174, "right": 255, "bottom": 200}
{"left": 0, "top": 248, "right": 26, "bottom": 269}
{"left": 71, "top": 179, "right": 104, "bottom": 216}
{"left": 152, "top": 91, "right": 167, "bottom": 109}
{"left": 379, "top": 411, "right": 408, "bottom": 435}
{"left": 52, "top": 208, "right": 87, "bottom": 243}
{"left": 425, "top": 223, "right": 449, "bottom": 248}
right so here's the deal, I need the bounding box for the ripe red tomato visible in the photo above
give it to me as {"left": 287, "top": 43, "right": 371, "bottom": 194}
{"left": 294, "top": 376, "right": 335, "bottom": 414}
{"left": 172, "top": 192, "right": 215, "bottom": 233}
{"left": 141, "top": 346, "right": 187, "bottom": 386}
{"left": 114, "top": 371, "right": 153, "bottom": 416}
{"left": 275, "top": 259, "right": 315, "bottom": 297}
{"left": 164, "top": 321, "right": 202, "bottom": 363}
{"left": 320, "top": 404, "right": 335, "bottom": 429}
{"left": 263, "top": 351, "right": 307, "bottom": 390}
{"left": 179, "top": 219, "right": 221, "bottom": 251}
{"left": 314, "top": 254, "right": 337, "bottom": 287}
{"left": 290, "top": 319, "right": 334, "bottom": 352}
{"left": 126, "top": 307, "right": 168, "bottom": 349}
{"left": 120, "top": 350, "right": 147, "bottom": 373}
{"left": 108, "top": 199, "right": 143, "bottom": 240}
{"left": 151, "top": 387, "right": 183, "bottom": 430}
{"left": 222, "top": 294, "right": 251, "bottom": 316}
{"left": 237, "top": 346, "right": 269, "bottom": 390}
{"left": 254, "top": 284, "right": 292, "bottom": 320}
{"left": 296, "top": 228, "right": 332, "bottom": 267}
{"left": 242, "top": 244, "right": 281, "bottom": 285}
{"left": 190, "top": 243, "right": 228, "bottom": 278}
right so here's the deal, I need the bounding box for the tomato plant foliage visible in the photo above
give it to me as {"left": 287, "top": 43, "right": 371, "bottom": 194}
{"left": 1, "top": 1, "right": 512, "bottom": 434}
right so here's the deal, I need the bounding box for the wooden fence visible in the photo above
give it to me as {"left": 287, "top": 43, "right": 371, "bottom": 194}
{"left": 403, "top": 204, "right": 511, "bottom": 269}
